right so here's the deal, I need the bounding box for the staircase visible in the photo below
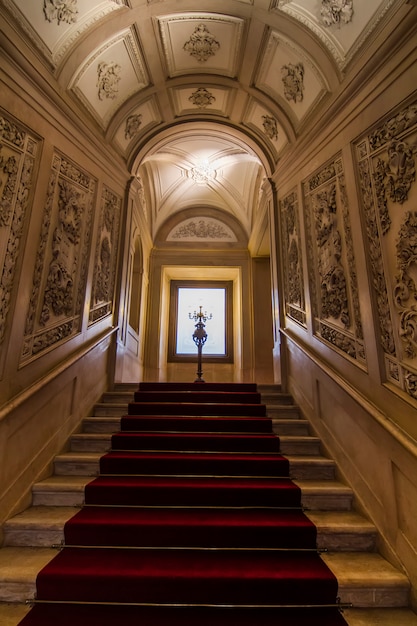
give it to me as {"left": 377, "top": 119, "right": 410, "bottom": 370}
{"left": 0, "top": 383, "right": 416, "bottom": 626}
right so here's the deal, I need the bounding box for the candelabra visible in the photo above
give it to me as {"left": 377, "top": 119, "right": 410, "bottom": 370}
{"left": 189, "top": 306, "right": 212, "bottom": 382}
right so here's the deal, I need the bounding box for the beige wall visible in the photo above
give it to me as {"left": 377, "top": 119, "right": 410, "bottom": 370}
{"left": 271, "top": 21, "right": 417, "bottom": 604}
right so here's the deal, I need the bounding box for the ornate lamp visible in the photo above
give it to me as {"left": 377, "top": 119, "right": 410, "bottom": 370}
{"left": 189, "top": 305, "right": 212, "bottom": 382}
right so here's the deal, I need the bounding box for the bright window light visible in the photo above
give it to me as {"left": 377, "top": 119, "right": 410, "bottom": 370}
{"left": 176, "top": 287, "right": 226, "bottom": 355}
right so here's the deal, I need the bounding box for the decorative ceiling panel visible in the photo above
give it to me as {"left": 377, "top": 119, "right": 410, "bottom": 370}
{"left": 255, "top": 30, "right": 328, "bottom": 128}
{"left": 156, "top": 13, "right": 245, "bottom": 78}
{"left": 113, "top": 96, "right": 162, "bottom": 155}
{"left": 272, "top": 0, "right": 396, "bottom": 69}
{"left": 243, "top": 99, "right": 289, "bottom": 162}
{"left": 169, "top": 85, "right": 235, "bottom": 118}
{"left": 69, "top": 27, "right": 149, "bottom": 129}
{"left": 4, "top": 0, "right": 128, "bottom": 67}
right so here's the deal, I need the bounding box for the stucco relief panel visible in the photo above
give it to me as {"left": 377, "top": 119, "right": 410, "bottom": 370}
{"left": 279, "top": 189, "right": 306, "bottom": 327}
{"left": 89, "top": 185, "right": 122, "bottom": 324}
{"left": 303, "top": 156, "right": 365, "bottom": 363}
{"left": 0, "top": 112, "right": 40, "bottom": 353}
{"left": 22, "top": 152, "right": 95, "bottom": 361}
{"left": 355, "top": 101, "right": 417, "bottom": 399}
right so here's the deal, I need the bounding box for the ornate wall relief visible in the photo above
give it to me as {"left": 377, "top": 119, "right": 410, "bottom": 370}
{"left": 89, "top": 186, "right": 122, "bottom": 324}
{"left": 279, "top": 190, "right": 306, "bottom": 327}
{"left": 355, "top": 101, "right": 417, "bottom": 398}
{"left": 22, "top": 152, "right": 95, "bottom": 361}
{"left": 320, "top": 0, "right": 354, "bottom": 27}
{"left": 0, "top": 113, "right": 40, "bottom": 350}
{"left": 303, "top": 156, "right": 365, "bottom": 362}
{"left": 43, "top": 0, "right": 78, "bottom": 26}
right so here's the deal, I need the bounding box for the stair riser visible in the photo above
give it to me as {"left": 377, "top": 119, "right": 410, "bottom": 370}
{"left": 32, "top": 491, "right": 85, "bottom": 507}
{"left": 3, "top": 527, "right": 377, "bottom": 552}
{"left": 272, "top": 422, "right": 309, "bottom": 436}
{"left": 53, "top": 458, "right": 335, "bottom": 480}
{"left": 338, "top": 586, "right": 410, "bottom": 608}
{"left": 94, "top": 406, "right": 129, "bottom": 417}
{"left": 82, "top": 419, "right": 121, "bottom": 433}
{"left": 267, "top": 407, "right": 300, "bottom": 419}
{"left": 0, "top": 582, "right": 36, "bottom": 603}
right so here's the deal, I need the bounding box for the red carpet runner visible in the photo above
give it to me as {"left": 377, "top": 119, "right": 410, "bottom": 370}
{"left": 20, "top": 382, "right": 348, "bottom": 625}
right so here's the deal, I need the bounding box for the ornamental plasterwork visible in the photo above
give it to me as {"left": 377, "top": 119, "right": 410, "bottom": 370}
{"left": 189, "top": 88, "right": 216, "bottom": 108}
{"left": 167, "top": 218, "right": 236, "bottom": 242}
{"left": 125, "top": 114, "right": 142, "bottom": 140}
{"left": 89, "top": 186, "right": 121, "bottom": 324}
{"left": 183, "top": 24, "right": 220, "bottom": 62}
{"left": 355, "top": 100, "right": 417, "bottom": 399}
{"left": 97, "top": 61, "right": 121, "bottom": 101}
{"left": 43, "top": 0, "right": 78, "bottom": 26}
{"left": 262, "top": 115, "right": 279, "bottom": 141}
{"left": 0, "top": 114, "right": 40, "bottom": 350}
{"left": 279, "top": 190, "right": 306, "bottom": 327}
{"left": 320, "top": 0, "right": 354, "bottom": 27}
{"left": 304, "top": 156, "right": 364, "bottom": 362}
{"left": 281, "top": 63, "right": 304, "bottom": 103}
{"left": 22, "top": 152, "right": 95, "bottom": 361}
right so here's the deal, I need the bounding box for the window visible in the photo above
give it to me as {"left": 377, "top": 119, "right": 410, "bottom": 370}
{"left": 168, "top": 280, "right": 233, "bottom": 362}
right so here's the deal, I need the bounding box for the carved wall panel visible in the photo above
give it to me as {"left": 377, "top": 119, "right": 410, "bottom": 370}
{"left": 303, "top": 156, "right": 365, "bottom": 363}
{"left": 355, "top": 100, "right": 417, "bottom": 398}
{"left": 89, "top": 185, "right": 122, "bottom": 324}
{"left": 22, "top": 152, "right": 95, "bottom": 361}
{"left": 0, "top": 112, "right": 40, "bottom": 351}
{"left": 279, "top": 189, "right": 306, "bottom": 327}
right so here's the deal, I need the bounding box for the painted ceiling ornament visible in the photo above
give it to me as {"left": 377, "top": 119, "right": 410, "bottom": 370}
{"left": 97, "top": 61, "right": 121, "bottom": 101}
{"left": 183, "top": 24, "right": 220, "bottom": 63}
{"left": 320, "top": 0, "right": 354, "bottom": 27}
{"left": 262, "top": 115, "right": 279, "bottom": 141}
{"left": 125, "top": 114, "right": 142, "bottom": 140}
{"left": 189, "top": 88, "right": 216, "bottom": 109}
{"left": 281, "top": 62, "right": 304, "bottom": 103}
{"left": 43, "top": 0, "right": 78, "bottom": 26}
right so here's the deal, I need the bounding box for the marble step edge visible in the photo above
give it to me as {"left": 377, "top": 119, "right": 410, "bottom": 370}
{"left": 52, "top": 452, "right": 336, "bottom": 480}
{"left": 3, "top": 507, "right": 376, "bottom": 551}
{"left": 1, "top": 604, "right": 417, "bottom": 626}
{"left": 83, "top": 416, "right": 310, "bottom": 434}
{"left": 0, "top": 547, "right": 409, "bottom": 608}
{"left": 69, "top": 433, "right": 321, "bottom": 455}
{"left": 30, "top": 475, "right": 354, "bottom": 510}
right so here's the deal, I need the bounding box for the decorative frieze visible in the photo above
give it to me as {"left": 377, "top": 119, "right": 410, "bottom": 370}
{"left": 168, "top": 218, "right": 236, "bottom": 242}
{"left": 0, "top": 113, "right": 40, "bottom": 348}
{"left": 22, "top": 152, "right": 95, "bottom": 361}
{"left": 43, "top": 0, "right": 78, "bottom": 26}
{"left": 303, "top": 156, "right": 365, "bottom": 362}
{"left": 89, "top": 186, "right": 121, "bottom": 325}
{"left": 183, "top": 24, "right": 220, "bottom": 62}
{"left": 279, "top": 190, "right": 306, "bottom": 327}
{"left": 189, "top": 88, "right": 216, "bottom": 109}
{"left": 262, "top": 115, "right": 279, "bottom": 141}
{"left": 320, "top": 0, "right": 354, "bottom": 27}
{"left": 97, "top": 61, "right": 122, "bottom": 101}
{"left": 355, "top": 99, "right": 417, "bottom": 400}
{"left": 281, "top": 62, "right": 304, "bottom": 103}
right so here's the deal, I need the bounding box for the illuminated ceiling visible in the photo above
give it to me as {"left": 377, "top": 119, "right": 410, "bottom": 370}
{"left": 0, "top": 0, "right": 401, "bottom": 251}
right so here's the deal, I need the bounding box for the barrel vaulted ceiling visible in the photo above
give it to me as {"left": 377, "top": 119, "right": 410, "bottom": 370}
{"left": 0, "top": 0, "right": 401, "bottom": 248}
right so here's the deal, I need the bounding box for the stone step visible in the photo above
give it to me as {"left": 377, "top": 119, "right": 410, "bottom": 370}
{"left": 31, "top": 475, "right": 353, "bottom": 510}
{"left": 32, "top": 476, "right": 92, "bottom": 507}
{"left": 82, "top": 416, "right": 121, "bottom": 433}
{"left": 3, "top": 507, "right": 376, "bottom": 552}
{"left": 100, "top": 391, "right": 136, "bottom": 403}
{"left": 260, "top": 393, "right": 294, "bottom": 405}
{"left": 68, "top": 433, "right": 321, "bottom": 456}
{"left": 52, "top": 451, "right": 336, "bottom": 480}
{"left": 93, "top": 403, "right": 130, "bottom": 417}
{"left": 321, "top": 552, "right": 410, "bottom": 608}
{"left": 82, "top": 416, "right": 310, "bottom": 436}
{"left": 271, "top": 418, "right": 310, "bottom": 436}
{"left": 0, "top": 547, "right": 409, "bottom": 608}
{"left": 266, "top": 405, "right": 301, "bottom": 419}
{"left": 2, "top": 604, "right": 417, "bottom": 626}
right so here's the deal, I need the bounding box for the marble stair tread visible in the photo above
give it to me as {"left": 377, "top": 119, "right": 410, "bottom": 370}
{"left": 344, "top": 608, "right": 417, "bottom": 625}
{"left": 0, "top": 547, "right": 57, "bottom": 602}
{"left": 4, "top": 506, "right": 376, "bottom": 552}
{"left": 322, "top": 552, "right": 410, "bottom": 607}
{"left": 1, "top": 604, "right": 417, "bottom": 626}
